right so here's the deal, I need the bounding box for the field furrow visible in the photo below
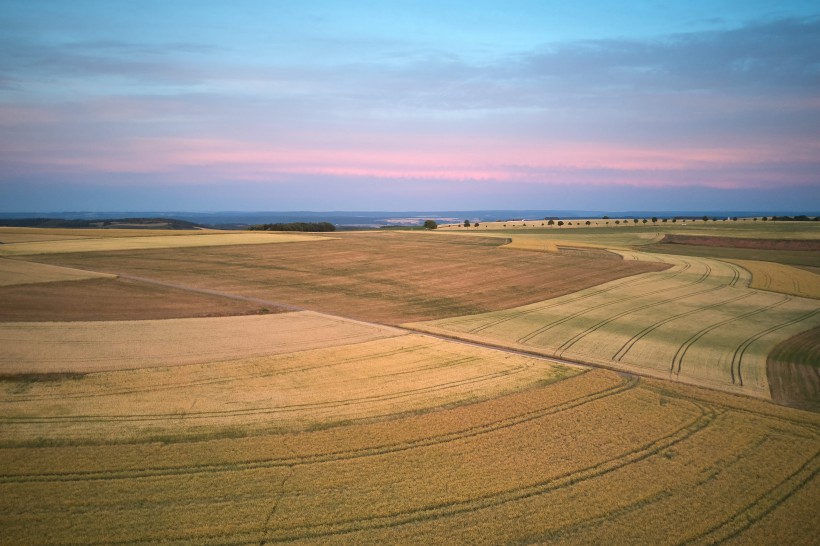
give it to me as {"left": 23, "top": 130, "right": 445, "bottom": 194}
{"left": 406, "top": 251, "right": 820, "bottom": 398}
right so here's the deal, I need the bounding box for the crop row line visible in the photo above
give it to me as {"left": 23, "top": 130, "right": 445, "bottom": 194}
{"left": 0, "top": 375, "right": 639, "bottom": 484}
{"left": 681, "top": 449, "right": 819, "bottom": 546}
{"left": 555, "top": 281, "right": 732, "bottom": 356}
{"left": 0, "top": 366, "right": 530, "bottom": 425}
{"left": 259, "top": 401, "right": 720, "bottom": 543}
{"left": 517, "top": 262, "right": 712, "bottom": 346}
{"left": 464, "top": 259, "right": 695, "bottom": 335}
{"left": 613, "top": 291, "right": 755, "bottom": 362}
{"left": 732, "top": 307, "right": 820, "bottom": 386}
{"left": 671, "top": 295, "right": 792, "bottom": 376}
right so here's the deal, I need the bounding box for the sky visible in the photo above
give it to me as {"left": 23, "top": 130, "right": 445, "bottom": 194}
{"left": 1, "top": 0, "right": 819, "bottom": 212}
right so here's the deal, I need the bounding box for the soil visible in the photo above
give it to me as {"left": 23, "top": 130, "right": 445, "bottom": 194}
{"left": 767, "top": 326, "right": 820, "bottom": 412}
{"left": 24, "top": 232, "right": 669, "bottom": 325}
{"left": 661, "top": 234, "right": 820, "bottom": 251}
{"left": 0, "top": 277, "right": 278, "bottom": 322}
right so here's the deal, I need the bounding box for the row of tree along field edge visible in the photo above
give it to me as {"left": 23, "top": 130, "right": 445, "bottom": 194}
{"left": 248, "top": 222, "right": 336, "bottom": 232}
{"left": 0, "top": 217, "right": 203, "bottom": 229}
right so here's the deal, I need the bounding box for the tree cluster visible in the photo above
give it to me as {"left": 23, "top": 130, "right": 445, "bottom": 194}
{"left": 249, "top": 222, "right": 336, "bottom": 232}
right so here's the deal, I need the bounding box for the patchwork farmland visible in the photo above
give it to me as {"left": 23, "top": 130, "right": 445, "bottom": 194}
{"left": 0, "top": 223, "right": 818, "bottom": 544}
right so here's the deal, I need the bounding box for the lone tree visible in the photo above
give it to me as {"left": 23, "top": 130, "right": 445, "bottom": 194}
{"left": 633, "top": 219, "right": 639, "bottom": 224}
{"left": 423, "top": 220, "right": 437, "bottom": 230}
{"left": 557, "top": 221, "right": 564, "bottom": 227}
{"left": 473, "top": 222, "right": 480, "bottom": 227}
{"left": 547, "top": 219, "right": 555, "bottom": 226}
{"left": 585, "top": 220, "right": 591, "bottom": 226}
{"left": 464, "top": 219, "right": 471, "bottom": 227}
{"left": 651, "top": 216, "right": 658, "bottom": 224}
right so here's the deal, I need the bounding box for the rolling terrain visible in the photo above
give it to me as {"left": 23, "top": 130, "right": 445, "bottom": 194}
{"left": 0, "top": 223, "right": 817, "bottom": 544}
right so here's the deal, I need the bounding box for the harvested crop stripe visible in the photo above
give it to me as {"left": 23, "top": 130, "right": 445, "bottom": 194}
{"left": 0, "top": 258, "right": 115, "bottom": 286}
{"left": 0, "top": 311, "right": 405, "bottom": 373}
{"left": 0, "top": 334, "right": 580, "bottom": 444}
{"left": 407, "top": 253, "right": 820, "bottom": 398}
{"left": 0, "top": 232, "right": 330, "bottom": 256}
{"left": 0, "top": 370, "right": 817, "bottom": 544}
{"left": 726, "top": 258, "right": 820, "bottom": 299}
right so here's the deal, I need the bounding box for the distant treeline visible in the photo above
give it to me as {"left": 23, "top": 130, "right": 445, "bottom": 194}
{"left": 248, "top": 222, "right": 336, "bottom": 232}
{"left": 770, "top": 215, "right": 817, "bottom": 222}
{"left": 0, "top": 217, "right": 202, "bottom": 229}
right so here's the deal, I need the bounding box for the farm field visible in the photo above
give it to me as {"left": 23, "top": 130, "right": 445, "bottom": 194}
{"left": 407, "top": 251, "right": 820, "bottom": 400}
{"left": 0, "top": 232, "right": 330, "bottom": 256}
{"left": 441, "top": 218, "right": 820, "bottom": 239}
{"left": 726, "top": 259, "right": 820, "bottom": 299}
{"left": 0, "top": 258, "right": 115, "bottom": 287}
{"left": 22, "top": 231, "right": 667, "bottom": 324}
{"left": 0, "top": 320, "right": 577, "bottom": 444}
{"left": 0, "top": 311, "right": 404, "bottom": 374}
{"left": 0, "top": 226, "right": 214, "bottom": 243}
{"left": 0, "top": 225, "right": 818, "bottom": 544}
{"left": 0, "top": 277, "right": 274, "bottom": 321}
{"left": 1, "top": 366, "right": 817, "bottom": 544}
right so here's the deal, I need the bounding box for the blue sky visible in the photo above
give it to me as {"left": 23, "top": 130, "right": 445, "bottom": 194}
{"left": 1, "top": 1, "right": 819, "bottom": 212}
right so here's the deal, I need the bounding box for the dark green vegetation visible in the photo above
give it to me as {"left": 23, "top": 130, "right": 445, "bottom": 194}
{"left": 0, "top": 217, "right": 202, "bottom": 229}
{"left": 248, "top": 221, "right": 336, "bottom": 232}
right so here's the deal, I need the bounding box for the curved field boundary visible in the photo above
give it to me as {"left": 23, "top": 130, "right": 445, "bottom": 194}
{"left": 459, "top": 258, "right": 693, "bottom": 335}
{"left": 554, "top": 280, "right": 734, "bottom": 355}
{"left": 406, "top": 250, "right": 819, "bottom": 400}
{"left": 0, "top": 372, "right": 636, "bottom": 483}
{"left": 612, "top": 291, "right": 756, "bottom": 362}
{"left": 260, "top": 399, "right": 718, "bottom": 543}
{"left": 726, "top": 258, "right": 820, "bottom": 299}
{"left": 733, "top": 308, "right": 820, "bottom": 387}
{"left": 0, "top": 364, "right": 533, "bottom": 426}
{"left": 672, "top": 295, "right": 793, "bottom": 377}
{"left": 0, "top": 311, "right": 405, "bottom": 374}
{"left": 681, "top": 450, "right": 820, "bottom": 545}
{"left": 0, "top": 258, "right": 115, "bottom": 287}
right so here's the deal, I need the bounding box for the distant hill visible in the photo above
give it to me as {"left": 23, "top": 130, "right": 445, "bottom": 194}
{"left": 0, "top": 217, "right": 203, "bottom": 230}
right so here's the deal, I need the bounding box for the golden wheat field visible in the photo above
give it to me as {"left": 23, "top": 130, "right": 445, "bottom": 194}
{"left": 406, "top": 251, "right": 820, "bottom": 399}
{"left": 1, "top": 368, "right": 817, "bottom": 545}
{"left": 0, "top": 328, "right": 579, "bottom": 444}
{"left": 0, "top": 226, "right": 818, "bottom": 544}
{"left": 0, "top": 312, "right": 405, "bottom": 373}
{"left": 0, "top": 258, "right": 116, "bottom": 287}
{"left": 0, "top": 232, "right": 330, "bottom": 256}
{"left": 727, "top": 258, "right": 820, "bottom": 299}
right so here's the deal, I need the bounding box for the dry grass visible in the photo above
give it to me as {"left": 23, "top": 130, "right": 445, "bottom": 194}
{"left": 24, "top": 232, "right": 668, "bottom": 324}
{"left": 0, "top": 333, "right": 579, "bottom": 444}
{"left": 0, "top": 232, "right": 330, "bottom": 256}
{"left": 0, "top": 368, "right": 817, "bottom": 545}
{"left": 0, "top": 311, "right": 404, "bottom": 374}
{"left": 0, "top": 258, "right": 115, "bottom": 286}
{"left": 407, "top": 252, "right": 820, "bottom": 399}
{"left": 727, "top": 258, "right": 820, "bottom": 299}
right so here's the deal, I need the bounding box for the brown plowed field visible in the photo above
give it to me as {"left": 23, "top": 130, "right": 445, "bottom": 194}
{"left": 768, "top": 326, "right": 820, "bottom": 412}
{"left": 25, "top": 232, "right": 669, "bottom": 324}
{"left": 661, "top": 234, "right": 820, "bottom": 250}
{"left": 0, "top": 277, "right": 273, "bottom": 322}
